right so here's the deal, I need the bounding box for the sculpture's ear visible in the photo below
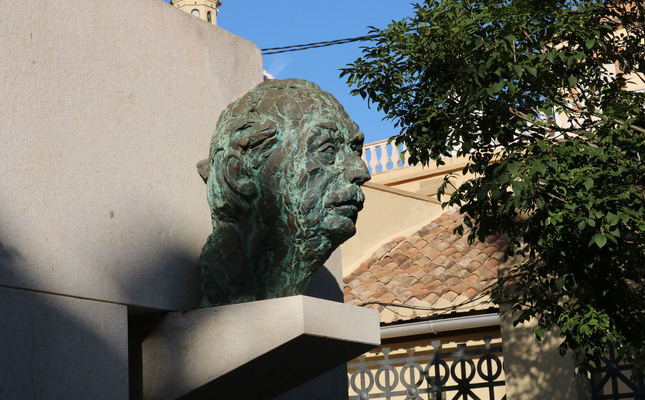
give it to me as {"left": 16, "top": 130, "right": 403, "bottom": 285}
{"left": 196, "top": 159, "right": 209, "bottom": 183}
{"left": 223, "top": 154, "right": 257, "bottom": 199}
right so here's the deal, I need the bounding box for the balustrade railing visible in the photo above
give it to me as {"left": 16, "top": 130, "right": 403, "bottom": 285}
{"left": 348, "top": 337, "right": 506, "bottom": 400}
{"left": 362, "top": 139, "right": 410, "bottom": 175}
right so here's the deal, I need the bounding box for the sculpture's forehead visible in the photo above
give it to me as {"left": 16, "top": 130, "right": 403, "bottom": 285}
{"left": 263, "top": 88, "right": 355, "bottom": 126}
{"left": 297, "top": 92, "right": 359, "bottom": 133}
{"left": 305, "top": 118, "right": 363, "bottom": 144}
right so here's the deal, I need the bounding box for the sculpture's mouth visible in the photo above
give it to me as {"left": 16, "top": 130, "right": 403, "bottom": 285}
{"left": 333, "top": 204, "right": 359, "bottom": 220}
{"left": 328, "top": 187, "right": 365, "bottom": 226}
{"left": 331, "top": 194, "right": 363, "bottom": 218}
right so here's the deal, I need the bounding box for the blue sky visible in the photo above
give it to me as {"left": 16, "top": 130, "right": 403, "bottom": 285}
{"left": 163, "top": 0, "right": 417, "bottom": 144}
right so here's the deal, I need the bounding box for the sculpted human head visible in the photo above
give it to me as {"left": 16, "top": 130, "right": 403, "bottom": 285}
{"left": 199, "top": 79, "right": 370, "bottom": 306}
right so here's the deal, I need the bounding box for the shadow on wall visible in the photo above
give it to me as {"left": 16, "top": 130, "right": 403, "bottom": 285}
{"left": 1, "top": 211, "right": 349, "bottom": 399}
{"left": 113, "top": 241, "right": 200, "bottom": 311}
{"left": 305, "top": 263, "right": 343, "bottom": 303}
{"left": 0, "top": 238, "right": 130, "bottom": 399}
{"left": 113, "top": 239, "right": 199, "bottom": 399}
{"left": 501, "top": 313, "right": 592, "bottom": 400}
{"left": 0, "top": 225, "right": 202, "bottom": 399}
{"left": 0, "top": 146, "right": 208, "bottom": 312}
{"left": 76, "top": 188, "right": 204, "bottom": 311}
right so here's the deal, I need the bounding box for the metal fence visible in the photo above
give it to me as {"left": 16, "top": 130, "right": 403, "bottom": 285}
{"left": 591, "top": 346, "right": 645, "bottom": 400}
{"left": 348, "top": 337, "right": 506, "bottom": 400}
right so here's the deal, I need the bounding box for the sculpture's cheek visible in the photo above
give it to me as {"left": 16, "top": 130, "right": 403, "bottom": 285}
{"left": 304, "top": 212, "right": 320, "bottom": 228}
{"left": 300, "top": 194, "right": 321, "bottom": 214}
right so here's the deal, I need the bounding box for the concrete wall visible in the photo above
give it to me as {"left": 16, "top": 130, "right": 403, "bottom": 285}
{"left": 0, "top": 0, "right": 263, "bottom": 311}
{"left": 0, "top": 287, "right": 129, "bottom": 399}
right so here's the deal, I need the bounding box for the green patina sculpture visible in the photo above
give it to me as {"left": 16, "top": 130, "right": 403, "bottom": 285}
{"left": 198, "top": 79, "right": 370, "bottom": 307}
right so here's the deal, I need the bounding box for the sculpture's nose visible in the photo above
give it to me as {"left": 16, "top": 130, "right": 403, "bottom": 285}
{"left": 344, "top": 154, "right": 370, "bottom": 185}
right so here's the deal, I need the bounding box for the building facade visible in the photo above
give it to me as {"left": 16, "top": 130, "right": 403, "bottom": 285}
{"left": 344, "top": 139, "right": 645, "bottom": 399}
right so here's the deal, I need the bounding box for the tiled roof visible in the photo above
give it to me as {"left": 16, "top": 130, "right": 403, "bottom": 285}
{"left": 343, "top": 209, "right": 509, "bottom": 323}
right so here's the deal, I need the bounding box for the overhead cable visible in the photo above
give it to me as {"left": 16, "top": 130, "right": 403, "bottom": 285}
{"left": 261, "top": 34, "right": 378, "bottom": 55}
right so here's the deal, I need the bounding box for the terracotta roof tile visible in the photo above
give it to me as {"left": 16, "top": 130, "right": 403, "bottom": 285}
{"left": 424, "top": 293, "right": 440, "bottom": 305}
{"left": 482, "top": 258, "right": 500, "bottom": 270}
{"left": 442, "top": 246, "right": 457, "bottom": 258}
{"left": 395, "top": 241, "right": 413, "bottom": 252}
{"left": 420, "top": 274, "right": 438, "bottom": 286}
{"left": 409, "top": 268, "right": 427, "bottom": 281}
{"left": 431, "top": 254, "right": 448, "bottom": 266}
{"left": 434, "top": 241, "right": 451, "bottom": 252}
{"left": 430, "top": 265, "right": 446, "bottom": 276}
{"left": 343, "top": 209, "right": 510, "bottom": 323}
{"left": 473, "top": 252, "right": 490, "bottom": 264}
{"left": 453, "top": 240, "right": 467, "bottom": 250}
{"left": 346, "top": 279, "right": 362, "bottom": 290}
{"left": 440, "top": 291, "right": 458, "bottom": 303}
{"left": 412, "top": 239, "right": 429, "bottom": 249}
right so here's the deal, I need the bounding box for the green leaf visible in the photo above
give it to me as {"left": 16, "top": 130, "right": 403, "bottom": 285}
{"left": 535, "top": 327, "right": 545, "bottom": 340}
{"left": 606, "top": 212, "right": 619, "bottom": 226}
{"left": 546, "top": 51, "right": 556, "bottom": 63}
{"left": 343, "top": 0, "right": 645, "bottom": 379}
{"left": 556, "top": 276, "right": 566, "bottom": 291}
{"left": 568, "top": 75, "right": 578, "bottom": 87}
{"left": 491, "top": 79, "right": 505, "bottom": 94}
{"left": 526, "top": 66, "right": 537, "bottom": 77}
{"left": 589, "top": 234, "right": 607, "bottom": 249}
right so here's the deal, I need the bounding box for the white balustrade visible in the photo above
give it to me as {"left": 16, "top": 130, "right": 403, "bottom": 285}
{"left": 361, "top": 139, "right": 411, "bottom": 175}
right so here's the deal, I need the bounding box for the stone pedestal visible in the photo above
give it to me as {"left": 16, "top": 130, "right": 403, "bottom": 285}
{"left": 142, "top": 295, "right": 380, "bottom": 400}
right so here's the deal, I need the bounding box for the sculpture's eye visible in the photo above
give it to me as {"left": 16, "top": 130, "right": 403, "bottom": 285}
{"left": 351, "top": 141, "right": 363, "bottom": 156}
{"left": 319, "top": 142, "right": 336, "bottom": 164}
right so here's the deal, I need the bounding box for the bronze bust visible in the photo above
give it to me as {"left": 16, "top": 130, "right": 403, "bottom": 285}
{"left": 198, "top": 79, "right": 370, "bottom": 306}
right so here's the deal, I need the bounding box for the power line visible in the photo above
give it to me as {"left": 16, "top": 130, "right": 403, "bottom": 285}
{"left": 261, "top": 34, "right": 378, "bottom": 55}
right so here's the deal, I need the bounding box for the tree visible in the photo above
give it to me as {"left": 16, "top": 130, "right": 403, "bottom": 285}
{"left": 342, "top": 0, "right": 645, "bottom": 377}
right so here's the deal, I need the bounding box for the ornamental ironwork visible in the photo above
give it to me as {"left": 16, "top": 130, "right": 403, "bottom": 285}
{"left": 591, "top": 345, "right": 645, "bottom": 400}
{"left": 348, "top": 337, "right": 506, "bottom": 400}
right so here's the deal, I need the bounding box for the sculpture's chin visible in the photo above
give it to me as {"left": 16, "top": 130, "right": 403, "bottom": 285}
{"left": 322, "top": 215, "right": 357, "bottom": 244}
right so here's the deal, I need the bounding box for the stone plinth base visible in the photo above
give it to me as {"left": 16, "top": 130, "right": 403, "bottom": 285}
{"left": 142, "top": 295, "right": 380, "bottom": 400}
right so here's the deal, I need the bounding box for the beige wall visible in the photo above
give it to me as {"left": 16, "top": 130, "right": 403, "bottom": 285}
{"left": 368, "top": 155, "right": 471, "bottom": 197}
{"left": 342, "top": 155, "right": 472, "bottom": 276}
{"left": 341, "top": 182, "right": 444, "bottom": 276}
{"left": 0, "top": 0, "right": 263, "bottom": 311}
{"left": 500, "top": 306, "right": 591, "bottom": 400}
